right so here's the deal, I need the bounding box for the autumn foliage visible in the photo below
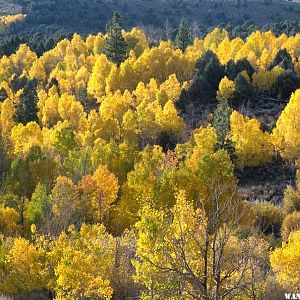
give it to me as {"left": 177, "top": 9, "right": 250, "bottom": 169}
{"left": 0, "top": 16, "right": 300, "bottom": 299}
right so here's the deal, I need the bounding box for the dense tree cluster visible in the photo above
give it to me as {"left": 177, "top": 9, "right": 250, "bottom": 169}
{"left": 0, "top": 13, "right": 300, "bottom": 299}
{"left": 177, "top": 27, "right": 300, "bottom": 112}
{"left": 0, "top": 30, "right": 72, "bottom": 57}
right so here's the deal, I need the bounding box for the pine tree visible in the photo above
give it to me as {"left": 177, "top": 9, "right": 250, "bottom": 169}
{"left": 233, "top": 73, "right": 255, "bottom": 104}
{"left": 103, "top": 11, "right": 128, "bottom": 66}
{"left": 15, "top": 80, "right": 39, "bottom": 125}
{"left": 213, "top": 99, "right": 231, "bottom": 146}
{"left": 269, "top": 48, "right": 293, "bottom": 71}
{"left": 213, "top": 99, "right": 236, "bottom": 160}
{"left": 175, "top": 18, "right": 191, "bottom": 52}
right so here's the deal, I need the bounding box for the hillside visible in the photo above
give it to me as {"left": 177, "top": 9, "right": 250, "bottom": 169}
{"left": 4, "top": 0, "right": 300, "bottom": 35}
{"left": 0, "top": 0, "right": 21, "bottom": 15}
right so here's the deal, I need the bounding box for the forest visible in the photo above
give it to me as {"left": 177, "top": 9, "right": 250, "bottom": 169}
{"left": 2, "top": 0, "right": 300, "bottom": 57}
{"left": 0, "top": 5, "right": 300, "bottom": 300}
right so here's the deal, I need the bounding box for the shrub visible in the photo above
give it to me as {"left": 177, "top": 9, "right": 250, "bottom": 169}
{"left": 251, "top": 201, "right": 285, "bottom": 236}
{"left": 283, "top": 185, "right": 300, "bottom": 214}
{"left": 273, "top": 70, "right": 300, "bottom": 100}
{"left": 281, "top": 211, "right": 300, "bottom": 241}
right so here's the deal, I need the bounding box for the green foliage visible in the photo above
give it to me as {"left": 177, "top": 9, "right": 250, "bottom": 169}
{"left": 233, "top": 72, "right": 255, "bottom": 103}
{"left": 0, "top": 193, "right": 21, "bottom": 212}
{"left": 213, "top": 99, "right": 231, "bottom": 146}
{"left": 175, "top": 18, "right": 191, "bottom": 52}
{"left": 91, "top": 141, "right": 137, "bottom": 185}
{"left": 103, "top": 11, "right": 128, "bottom": 66}
{"left": 52, "top": 125, "right": 77, "bottom": 155}
{"left": 63, "top": 147, "right": 93, "bottom": 182}
{"left": 196, "top": 50, "right": 226, "bottom": 90}
{"left": 0, "top": 15, "right": 300, "bottom": 298}
{"left": 226, "top": 58, "right": 255, "bottom": 80}
{"left": 15, "top": 80, "right": 39, "bottom": 125}
{"left": 9, "top": 146, "right": 56, "bottom": 199}
{"left": 273, "top": 70, "right": 300, "bottom": 100}
{"left": 26, "top": 183, "right": 50, "bottom": 228}
{"left": 5, "top": 146, "right": 56, "bottom": 227}
{"left": 0, "top": 87, "right": 8, "bottom": 102}
{"left": 212, "top": 101, "right": 237, "bottom": 162}
{"left": 269, "top": 48, "right": 293, "bottom": 71}
{"left": 177, "top": 50, "right": 225, "bottom": 109}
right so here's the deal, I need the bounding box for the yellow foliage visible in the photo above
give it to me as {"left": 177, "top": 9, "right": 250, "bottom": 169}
{"left": 49, "top": 223, "right": 114, "bottom": 300}
{"left": 29, "top": 59, "right": 47, "bottom": 82}
{"left": 58, "top": 93, "right": 87, "bottom": 130}
{"left": 0, "top": 14, "right": 26, "bottom": 34}
{"left": 11, "top": 122, "right": 43, "bottom": 155}
{"left": 41, "top": 91, "right": 60, "bottom": 127}
{"left": 281, "top": 212, "right": 300, "bottom": 241}
{"left": 79, "top": 165, "right": 119, "bottom": 224}
{"left": 188, "top": 126, "right": 217, "bottom": 168}
{"left": 156, "top": 100, "right": 184, "bottom": 136}
{"left": 159, "top": 74, "right": 181, "bottom": 102}
{"left": 252, "top": 67, "right": 284, "bottom": 93}
{"left": 1, "top": 26, "right": 300, "bottom": 298}
{"left": 272, "top": 89, "right": 300, "bottom": 160}
{"left": 0, "top": 98, "right": 15, "bottom": 148}
{"left": 134, "top": 189, "right": 269, "bottom": 299}
{"left": 0, "top": 206, "right": 20, "bottom": 236}
{"left": 270, "top": 230, "right": 300, "bottom": 289}
{"left": 87, "top": 54, "right": 112, "bottom": 101}
{"left": 100, "top": 90, "right": 133, "bottom": 122}
{"left": 0, "top": 238, "right": 48, "bottom": 294}
{"left": 123, "top": 27, "right": 149, "bottom": 57}
{"left": 217, "top": 76, "right": 236, "bottom": 100}
{"left": 10, "top": 44, "right": 37, "bottom": 75}
{"left": 204, "top": 28, "right": 228, "bottom": 49}
{"left": 91, "top": 33, "right": 106, "bottom": 55}
{"left": 230, "top": 111, "right": 274, "bottom": 168}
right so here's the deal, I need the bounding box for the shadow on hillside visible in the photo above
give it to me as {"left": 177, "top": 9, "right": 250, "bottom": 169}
{"left": 236, "top": 158, "right": 296, "bottom": 204}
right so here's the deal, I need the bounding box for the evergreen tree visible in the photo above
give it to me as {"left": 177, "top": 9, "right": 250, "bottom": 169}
{"left": 226, "top": 58, "right": 255, "bottom": 80}
{"left": 176, "top": 50, "right": 225, "bottom": 110}
{"left": 213, "top": 99, "right": 231, "bottom": 146}
{"left": 196, "top": 50, "right": 225, "bottom": 90}
{"left": 175, "top": 18, "right": 191, "bottom": 52}
{"left": 213, "top": 99, "right": 236, "bottom": 160}
{"left": 233, "top": 73, "right": 255, "bottom": 104}
{"left": 273, "top": 70, "right": 300, "bottom": 100}
{"left": 103, "top": 11, "right": 128, "bottom": 66}
{"left": 15, "top": 80, "right": 39, "bottom": 125}
{"left": 269, "top": 48, "right": 293, "bottom": 71}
